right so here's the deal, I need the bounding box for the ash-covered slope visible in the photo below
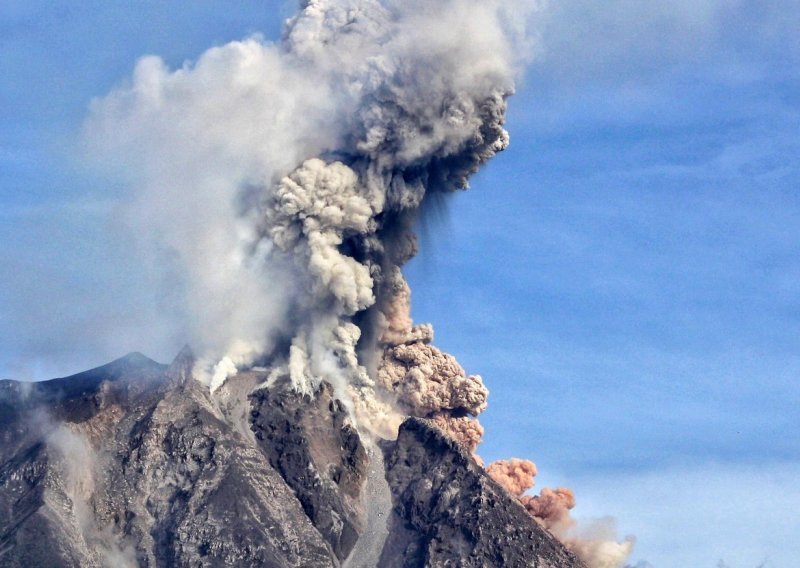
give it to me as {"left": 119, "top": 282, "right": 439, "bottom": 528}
{"left": 0, "top": 352, "right": 584, "bottom": 568}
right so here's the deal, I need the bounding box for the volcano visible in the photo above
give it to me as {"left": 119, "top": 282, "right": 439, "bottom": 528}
{"left": 0, "top": 351, "right": 584, "bottom": 567}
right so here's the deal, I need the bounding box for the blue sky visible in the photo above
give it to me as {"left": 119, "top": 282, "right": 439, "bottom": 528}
{"left": 2, "top": 2, "right": 799, "bottom": 566}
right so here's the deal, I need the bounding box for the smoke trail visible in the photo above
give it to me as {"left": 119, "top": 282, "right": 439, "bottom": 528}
{"left": 489, "top": 458, "right": 634, "bottom": 568}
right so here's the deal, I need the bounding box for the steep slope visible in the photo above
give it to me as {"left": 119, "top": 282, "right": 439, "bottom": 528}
{"left": 0, "top": 352, "right": 584, "bottom": 567}
{"left": 380, "top": 419, "right": 586, "bottom": 567}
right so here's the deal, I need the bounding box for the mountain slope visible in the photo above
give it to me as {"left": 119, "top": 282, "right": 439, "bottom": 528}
{"left": 0, "top": 352, "right": 585, "bottom": 567}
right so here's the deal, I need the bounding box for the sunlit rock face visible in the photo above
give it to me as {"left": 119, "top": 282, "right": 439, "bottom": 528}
{"left": 0, "top": 351, "right": 584, "bottom": 568}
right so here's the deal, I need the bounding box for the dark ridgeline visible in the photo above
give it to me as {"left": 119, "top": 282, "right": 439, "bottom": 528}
{"left": 0, "top": 351, "right": 585, "bottom": 567}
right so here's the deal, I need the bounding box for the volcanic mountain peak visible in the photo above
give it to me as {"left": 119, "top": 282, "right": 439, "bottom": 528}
{"left": 0, "top": 350, "right": 585, "bottom": 567}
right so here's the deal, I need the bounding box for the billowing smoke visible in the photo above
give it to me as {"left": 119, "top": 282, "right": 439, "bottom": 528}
{"left": 378, "top": 332, "right": 489, "bottom": 416}
{"left": 487, "top": 458, "right": 538, "bottom": 496}
{"left": 83, "top": 0, "right": 631, "bottom": 562}
{"left": 429, "top": 412, "right": 485, "bottom": 455}
{"left": 374, "top": 269, "right": 488, "bottom": 445}
{"left": 84, "top": 0, "right": 524, "bottom": 429}
{"left": 489, "top": 458, "right": 634, "bottom": 568}
{"left": 521, "top": 487, "right": 576, "bottom": 532}
{"left": 563, "top": 521, "right": 636, "bottom": 568}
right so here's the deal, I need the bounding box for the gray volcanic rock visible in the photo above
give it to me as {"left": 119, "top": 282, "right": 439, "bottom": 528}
{"left": 0, "top": 352, "right": 341, "bottom": 567}
{"left": 0, "top": 352, "right": 584, "bottom": 568}
{"left": 379, "top": 418, "right": 587, "bottom": 568}
{"left": 249, "top": 380, "right": 368, "bottom": 561}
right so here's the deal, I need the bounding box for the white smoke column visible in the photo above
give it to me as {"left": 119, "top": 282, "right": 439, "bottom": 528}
{"left": 84, "top": 0, "right": 532, "bottom": 418}
{"left": 84, "top": 39, "right": 332, "bottom": 386}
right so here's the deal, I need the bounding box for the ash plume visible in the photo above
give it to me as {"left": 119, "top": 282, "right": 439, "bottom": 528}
{"left": 378, "top": 338, "right": 489, "bottom": 417}
{"left": 429, "top": 412, "right": 485, "bottom": 455}
{"left": 81, "top": 0, "right": 632, "bottom": 563}
{"left": 521, "top": 487, "right": 576, "bottom": 532}
{"left": 84, "top": 0, "right": 523, "bottom": 433}
{"left": 487, "top": 458, "right": 538, "bottom": 496}
{"left": 489, "top": 457, "right": 634, "bottom": 568}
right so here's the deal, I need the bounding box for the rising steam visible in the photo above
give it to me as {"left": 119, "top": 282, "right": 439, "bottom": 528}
{"left": 84, "top": 0, "right": 631, "bottom": 564}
